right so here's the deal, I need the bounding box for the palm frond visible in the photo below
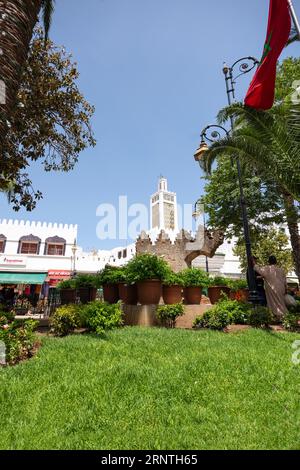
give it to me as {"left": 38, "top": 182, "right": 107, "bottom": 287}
{"left": 202, "top": 101, "right": 300, "bottom": 200}
{"left": 41, "top": 0, "right": 55, "bottom": 39}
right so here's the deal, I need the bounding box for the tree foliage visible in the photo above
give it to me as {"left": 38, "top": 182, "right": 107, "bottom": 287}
{"left": 233, "top": 228, "right": 294, "bottom": 274}
{"left": 0, "top": 28, "right": 96, "bottom": 211}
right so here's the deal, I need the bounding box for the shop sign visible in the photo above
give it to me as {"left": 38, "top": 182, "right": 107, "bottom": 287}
{"left": 48, "top": 270, "right": 71, "bottom": 278}
{"left": 0, "top": 256, "right": 27, "bottom": 267}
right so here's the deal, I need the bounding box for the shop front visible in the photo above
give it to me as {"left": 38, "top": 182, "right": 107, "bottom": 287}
{"left": 0, "top": 272, "right": 47, "bottom": 314}
{"left": 44, "top": 270, "right": 72, "bottom": 314}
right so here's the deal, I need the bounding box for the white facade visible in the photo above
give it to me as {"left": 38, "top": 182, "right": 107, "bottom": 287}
{"left": 0, "top": 219, "right": 135, "bottom": 276}
{"left": 0, "top": 219, "right": 78, "bottom": 274}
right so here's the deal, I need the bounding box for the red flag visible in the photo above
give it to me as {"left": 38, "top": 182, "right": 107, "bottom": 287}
{"left": 245, "top": 0, "right": 291, "bottom": 110}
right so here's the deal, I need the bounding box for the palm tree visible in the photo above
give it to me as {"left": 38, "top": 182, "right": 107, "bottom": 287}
{"left": 0, "top": 0, "right": 54, "bottom": 146}
{"left": 201, "top": 102, "right": 300, "bottom": 281}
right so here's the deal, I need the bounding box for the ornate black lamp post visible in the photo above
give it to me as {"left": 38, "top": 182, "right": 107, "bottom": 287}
{"left": 194, "top": 56, "right": 260, "bottom": 304}
{"left": 193, "top": 198, "right": 209, "bottom": 273}
{"left": 71, "top": 239, "right": 77, "bottom": 278}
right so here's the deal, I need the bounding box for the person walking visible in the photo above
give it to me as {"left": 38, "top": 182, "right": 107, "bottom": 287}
{"left": 253, "top": 256, "right": 288, "bottom": 320}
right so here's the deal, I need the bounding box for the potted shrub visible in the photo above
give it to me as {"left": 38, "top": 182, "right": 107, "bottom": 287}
{"left": 57, "top": 278, "right": 76, "bottom": 305}
{"left": 228, "top": 279, "right": 249, "bottom": 302}
{"left": 126, "top": 254, "right": 169, "bottom": 305}
{"left": 208, "top": 276, "right": 231, "bottom": 305}
{"left": 74, "top": 274, "right": 98, "bottom": 304}
{"left": 162, "top": 271, "right": 184, "bottom": 305}
{"left": 181, "top": 268, "right": 209, "bottom": 305}
{"left": 98, "top": 266, "right": 121, "bottom": 304}
{"left": 113, "top": 266, "right": 138, "bottom": 306}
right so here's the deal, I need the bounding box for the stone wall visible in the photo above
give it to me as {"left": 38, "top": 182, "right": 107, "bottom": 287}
{"left": 136, "top": 228, "right": 224, "bottom": 272}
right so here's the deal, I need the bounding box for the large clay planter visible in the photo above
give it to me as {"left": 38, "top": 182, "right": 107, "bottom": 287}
{"left": 137, "top": 280, "right": 162, "bottom": 305}
{"left": 208, "top": 286, "right": 231, "bottom": 305}
{"left": 118, "top": 283, "right": 138, "bottom": 305}
{"left": 78, "top": 287, "right": 97, "bottom": 304}
{"left": 103, "top": 284, "right": 119, "bottom": 304}
{"left": 185, "top": 286, "right": 202, "bottom": 305}
{"left": 60, "top": 289, "right": 76, "bottom": 305}
{"left": 162, "top": 285, "right": 183, "bottom": 305}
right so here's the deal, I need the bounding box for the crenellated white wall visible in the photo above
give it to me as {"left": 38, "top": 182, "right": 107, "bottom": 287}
{"left": 0, "top": 219, "right": 135, "bottom": 274}
{"left": 0, "top": 219, "right": 78, "bottom": 258}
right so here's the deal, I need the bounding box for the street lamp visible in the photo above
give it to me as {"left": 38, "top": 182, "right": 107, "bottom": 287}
{"left": 71, "top": 239, "right": 77, "bottom": 278}
{"left": 194, "top": 58, "right": 260, "bottom": 304}
{"left": 193, "top": 198, "right": 209, "bottom": 273}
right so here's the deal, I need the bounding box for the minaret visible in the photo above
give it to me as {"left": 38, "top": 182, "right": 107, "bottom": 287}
{"left": 150, "top": 176, "right": 178, "bottom": 233}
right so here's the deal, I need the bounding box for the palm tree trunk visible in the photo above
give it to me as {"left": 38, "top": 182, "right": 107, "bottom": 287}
{"left": 0, "top": 0, "right": 41, "bottom": 144}
{"left": 282, "top": 191, "right": 300, "bottom": 282}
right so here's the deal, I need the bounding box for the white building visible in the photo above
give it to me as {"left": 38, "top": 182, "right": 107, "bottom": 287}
{"left": 0, "top": 218, "right": 135, "bottom": 290}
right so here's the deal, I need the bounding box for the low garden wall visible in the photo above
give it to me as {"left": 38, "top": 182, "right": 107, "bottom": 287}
{"left": 122, "top": 304, "right": 212, "bottom": 329}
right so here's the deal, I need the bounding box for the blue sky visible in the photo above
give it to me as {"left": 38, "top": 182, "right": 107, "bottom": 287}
{"left": 1, "top": 0, "right": 299, "bottom": 250}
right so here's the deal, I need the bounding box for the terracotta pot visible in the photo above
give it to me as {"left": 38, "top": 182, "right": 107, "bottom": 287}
{"left": 118, "top": 283, "right": 138, "bottom": 305}
{"left": 103, "top": 284, "right": 119, "bottom": 304}
{"left": 78, "top": 287, "right": 97, "bottom": 304}
{"left": 208, "top": 286, "right": 231, "bottom": 305}
{"left": 185, "top": 286, "right": 202, "bottom": 305}
{"left": 60, "top": 289, "right": 76, "bottom": 305}
{"left": 137, "top": 280, "right": 162, "bottom": 305}
{"left": 162, "top": 285, "right": 183, "bottom": 305}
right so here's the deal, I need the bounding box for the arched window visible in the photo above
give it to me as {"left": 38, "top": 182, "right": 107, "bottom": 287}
{"left": 0, "top": 235, "right": 7, "bottom": 254}
{"left": 44, "top": 236, "right": 66, "bottom": 256}
{"left": 18, "top": 235, "right": 41, "bottom": 255}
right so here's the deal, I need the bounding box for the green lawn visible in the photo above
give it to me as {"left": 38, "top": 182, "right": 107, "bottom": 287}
{"left": 1, "top": 327, "right": 300, "bottom": 450}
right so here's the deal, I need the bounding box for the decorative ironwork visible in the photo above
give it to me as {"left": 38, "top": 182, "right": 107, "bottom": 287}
{"left": 200, "top": 124, "right": 229, "bottom": 144}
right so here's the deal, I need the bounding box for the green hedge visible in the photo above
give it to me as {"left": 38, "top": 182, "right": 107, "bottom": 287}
{"left": 50, "top": 301, "right": 123, "bottom": 337}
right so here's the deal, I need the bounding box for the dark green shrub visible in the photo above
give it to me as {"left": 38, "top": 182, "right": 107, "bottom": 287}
{"left": 282, "top": 312, "right": 300, "bottom": 331}
{"left": 193, "top": 298, "right": 251, "bottom": 331}
{"left": 162, "top": 271, "right": 185, "bottom": 287}
{"left": 229, "top": 301, "right": 252, "bottom": 325}
{"left": 74, "top": 274, "right": 98, "bottom": 289}
{"left": 194, "top": 308, "right": 231, "bottom": 331}
{"left": 0, "top": 311, "right": 15, "bottom": 325}
{"left": 228, "top": 279, "right": 248, "bottom": 292}
{"left": 156, "top": 303, "right": 184, "bottom": 328}
{"left": 126, "top": 254, "right": 169, "bottom": 282}
{"left": 56, "top": 278, "right": 76, "bottom": 290}
{"left": 81, "top": 301, "right": 123, "bottom": 335}
{"left": 288, "top": 301, "right": 300, "bottom": 314}
{"left": 209, "top": 276, "right": 232, "bottom": 287}
{"left": 50, "top": 305, "right": 81, "bottom": 336}
{"left": 248, "top": 307, "right": 274, "bottom": 328}
{"left": 181, "top": 268, "right": 210, "bottom": 287}
{"left": 0, "top": 319, "right": 38, "bottom": 365}
{"left": 97, "top": 266, "right": 127, "bottom": 285}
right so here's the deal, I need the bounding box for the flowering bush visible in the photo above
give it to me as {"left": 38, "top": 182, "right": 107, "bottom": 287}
{"left": 282, "top": 312, "right": 300, "bottom": 332}
{"left": 50, "top": 305, "right": 81, "bottom": 337}
{"left": 0, "top": 317, "right": 38, "bottom": 365}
